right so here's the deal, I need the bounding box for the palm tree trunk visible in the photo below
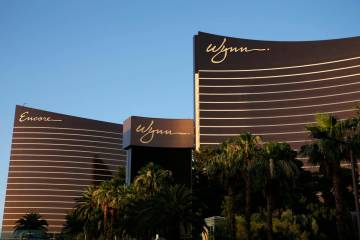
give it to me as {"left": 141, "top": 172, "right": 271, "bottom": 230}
{"left": 110, "top": 208, "right": 115, "bottom": 239}
{"left": 228, "top": 187, "right": 237, "bottom": 240}
{"left": 245, "top": 173, "right": 252, "bottom": 240}
{"left": 166, "top": 225, "right": 180, "bottom": 240}
{"left": 332, "top": 169, "right": 349, "bottom": 240}
{"left": 83, "top": 226, "right": 86, "bottom": 240}
{"left": 104, "top": 206, "right": 108, "bottom": 236}
{"left": 266, "top": 181, "right": 273, "bottom": 240}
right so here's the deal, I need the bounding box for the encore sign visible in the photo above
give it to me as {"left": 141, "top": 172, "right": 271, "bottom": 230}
{"left": 123, "top": 116, "right": 194, "bottom": 149}
{"left": 18, "top": 111, "right": 63, "bottom": 122}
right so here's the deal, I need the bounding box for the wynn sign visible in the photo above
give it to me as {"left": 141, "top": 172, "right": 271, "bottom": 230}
{"left": 123, "top": 116, "right": 194, "bottom": 185}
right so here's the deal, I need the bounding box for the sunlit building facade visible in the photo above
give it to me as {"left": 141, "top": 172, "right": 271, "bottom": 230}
{"left": 194, "top": 32, "right": 360, "bottom": 166}
{"left": 2, "top": 106, "right": 126, "bottom": 234}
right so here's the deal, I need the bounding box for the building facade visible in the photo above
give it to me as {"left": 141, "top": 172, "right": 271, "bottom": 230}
{"left": 194, "top": 32, "right": 360, "bottom": 155}
{"left": 2, "top": 106, "right": 126, "bottom": 234}
{"left": 123, "top": 116, "right": 194, "bottom": 186}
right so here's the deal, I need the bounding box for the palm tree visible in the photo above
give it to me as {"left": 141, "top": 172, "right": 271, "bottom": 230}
{"left": 193, "top": 148, "right": 225, "bottom": 218}
{"left": 130, "top": 184, "right": 206, "bottom": 240}
{"left": 236, "top": 133, "right": 262, "bottom": 240}
{"left": 74, "top": 185, "right": 103, "bottom": 240}
{"left": 205, "top": 139, "right": 241, "bottom": 240}
{"left": 62, "top": 211, "right": 84, "bottom": 240}
{"left": 253, "top": 142, "right": 299, "bottom": 240}
{"left": 206, "top": 133, "right": 262, "bottom": 240}
{"left": 13, "top": 212, "right": 48, "bottom": 239}
{"left": 93, "top": 181, "right": 114, "bottom": 235}
{"left": 340, "top": 113, "right": 360, "bottom": 238}
{"left": 113, "top": 165, "right": 126, "bottom": 185}
{"left": 133, "top": 162, "right": 173, "bottom": 198}
{"left": 111, "top": 184, "right": 136, "bottom": 239}
{"left": 119, "top": 164, "right": 175, "bottom": 239}
{"left": 93, "top": 179, "right": 129, "bottom": 239}
{"left": 301, "top": 114, "right": 353, "bottom": 240}
{"left": 320, "top": 112, "right": 360, "bottom": 239}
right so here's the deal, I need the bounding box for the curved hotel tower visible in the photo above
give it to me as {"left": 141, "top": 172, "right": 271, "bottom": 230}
{"left": 2, "top": 106, "right": 126, "bottom": 234}
{"left": 194, "top": 32, "right": 360, "bottom": 155}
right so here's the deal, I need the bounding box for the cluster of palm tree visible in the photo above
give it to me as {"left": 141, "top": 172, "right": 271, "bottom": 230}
{"left": 199, "top": 133, "right": 299, "bottom": 240}
{"left": 301, "top": 112, "right": 360, "bottom": 240}
{"left": 194, "top": 111, "right": 360, "bottom": 240}
{"left": 61, "top": 163, "right": 206, "bottom": 240}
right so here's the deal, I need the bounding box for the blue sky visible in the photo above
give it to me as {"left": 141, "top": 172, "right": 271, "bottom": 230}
{"left": 1, "top": 0, "right": 360, "bottom": 229}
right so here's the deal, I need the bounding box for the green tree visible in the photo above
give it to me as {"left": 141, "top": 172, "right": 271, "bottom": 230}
{"left": 237, "top": 209, "right": 319, "bottom": 240}
{"left": 253, "top": 142, "right": 299, "bottom": 240}
{"left": 113, "top": 165, "right": 126, "bottom": 185}
{"left": 336, "top": 111, "right": 360, "bottom": 237}
{"left": 64, "top": 166, "right": 128, "bottom": 239}
{"left": 206, "top": 139, "right": 241, "bottom": 240}
{"left": 120, "top": 163, "right": 175, "bottom": 239}
{"left": 13, "top": 212, "right": 48, "bottom": 240}
{"left": 206, "top": 133, "right": 262, "bottom": 240}
{"left": 111, "top": 185, "right": 136, "bottom": 239}
{"left": 193, "top": 148, "right": 225, "bottom": 218}
{"left": 133, "top": 162, "right": 173, "bottom": 197}
{"left": 93, "top": 180, "right": 119, "bottom": 238}
{"left": 73, "top": 186, "right": 103, "bottom": 240}
{"left": 301, "top": 114, "right": 353, "bottom": 240}
{"left": 62, "top": 211, "right": 84, "bottom": 240}
{"left": 130, "top": 184, "right": 206, "bottom": 240}
{"left": 236, "top": 133, "right": 262, "bottom": 240}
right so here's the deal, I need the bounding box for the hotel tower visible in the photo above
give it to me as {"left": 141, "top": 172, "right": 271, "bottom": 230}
{"left": 194, "top": 32, "right": 360, "bottom": 164}
{"left": 2, "top": 106, "right": 126, "bottom": 235}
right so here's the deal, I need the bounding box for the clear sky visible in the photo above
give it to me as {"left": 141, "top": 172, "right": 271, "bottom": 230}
{"left": 1, "top": 0, "right": 360, "bottom": 230}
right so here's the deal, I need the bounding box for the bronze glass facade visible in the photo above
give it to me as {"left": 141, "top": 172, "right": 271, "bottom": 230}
{"left": 2, "top": 106, "right": 126, "bottom": 234}
{"left": 194, "top": 32, "right": 360, "bottom": 157}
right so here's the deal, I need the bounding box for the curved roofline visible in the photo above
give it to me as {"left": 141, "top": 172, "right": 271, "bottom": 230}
{"left": 126, "top": 115, "right": 194, "bottom": 121}
{"left": 197, "top": 31, "right": 360, "bottom": 43}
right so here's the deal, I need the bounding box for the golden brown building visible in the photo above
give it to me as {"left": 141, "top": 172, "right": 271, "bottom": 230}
{"left": 2, "top": 106, "right": 126, "bottom": 235}
{"left": 194, "top": 32, "right": 360, "bottom": 163}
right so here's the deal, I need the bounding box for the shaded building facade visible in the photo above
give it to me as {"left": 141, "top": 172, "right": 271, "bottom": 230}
{"left": 194, "top": 32, "right": 360, "bottom": 157}
{"left": 123, "top": 116, "right": 194, "bottom": 186}
{"left": 2, "top": 106, "right": 126, "bottom": 234}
